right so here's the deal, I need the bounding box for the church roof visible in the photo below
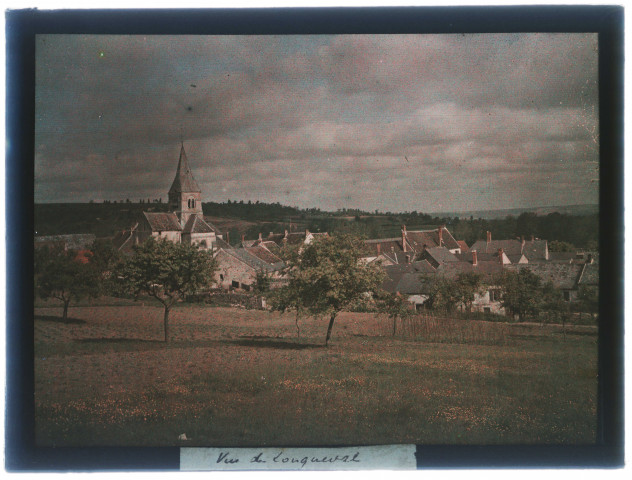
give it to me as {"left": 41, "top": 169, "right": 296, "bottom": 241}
{"left": 168, "top": 144, "right": 201, "bottom": 194}
{"left": 142, "top": 212, "right": 182, "bottom": 232}
{"left": 182, "top": 214, "right": 215, "bottom": 234}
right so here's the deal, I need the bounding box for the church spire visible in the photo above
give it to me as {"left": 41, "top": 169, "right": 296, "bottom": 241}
{"left": 168, "top": 143, "right": 203, "bottom": 227}
{"left": 168, "top": 143, "right": 201, "bottom": 195}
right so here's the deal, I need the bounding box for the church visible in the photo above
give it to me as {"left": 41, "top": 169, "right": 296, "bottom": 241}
{"left": 115, "top": 144, "right": 222, "bottom": 251}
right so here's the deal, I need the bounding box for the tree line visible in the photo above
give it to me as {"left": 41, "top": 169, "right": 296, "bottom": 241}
{"left": 35, "top": 233, "right": 598, "bottom": 347}
{"left": 35, "top": 202, "right": 598, "bottom": 251}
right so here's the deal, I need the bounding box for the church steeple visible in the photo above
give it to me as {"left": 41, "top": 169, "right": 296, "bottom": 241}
{"left": 169, "top": 143, "right": 201, "bottom": 195}
{"left": 168, "top": 143, "right": 203, "bottom": 226}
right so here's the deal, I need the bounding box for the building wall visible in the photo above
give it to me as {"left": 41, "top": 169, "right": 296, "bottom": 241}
{"left": 170, "top": 191, "right": 202, "bottom": 226}
{"left": 186, "top": 231, "right": 217, "bottom": 251}
{"left": 472, "top": 289, "right": 505, "bottom": 315}
{"left": 214, "top": 250, "right": 257, "bottom": 290}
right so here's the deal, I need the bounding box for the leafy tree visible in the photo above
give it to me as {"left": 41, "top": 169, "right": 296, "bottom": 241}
{"left": 35, "top": 246, "right": 101, "bottom": 321}
{"left": 549, "top": 240, "right": 576, "bottom": 252}
{"left": 540, "top": 281, "right": 567, "bottom": 324}
{"left": 454, "top": 272, "right": 484, "bottom": 314}
{"left": 376, "top": 291, "right": 413, "bottom": 336}
{"left": 269, "top": 281, "right": 306, "bottom": 339}
{"left": 115, "top": 238, "right": 218, "bottom": 342}
{"left": 577, "top": 285, "right": 599, "bottom": 317}
{"left": 422, "top": 272, "right": 484, "bottom": 315}
{"left": 497, "top": 268, "right": 542, "bottom": 321}
{"left": 271, "top": 234, "right": 385, "bottom": 346}
{"left": 422, "top": 275, "right": 460, "bottom": 313}
{"left": 253, "top": 268, "right": 272, "bottom": 295}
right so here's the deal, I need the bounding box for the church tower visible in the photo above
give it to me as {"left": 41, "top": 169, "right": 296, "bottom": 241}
{"left": 168, "top": 143, "right": 203, "bottom": 227}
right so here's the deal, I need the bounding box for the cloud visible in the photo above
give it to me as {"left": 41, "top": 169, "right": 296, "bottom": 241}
{"left": 34, "top": 33, "right": 599, "bottom": 212}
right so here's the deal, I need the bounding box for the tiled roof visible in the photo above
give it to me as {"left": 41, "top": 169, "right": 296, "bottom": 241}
{"left": 506, "top": 263, "right": 583, "bottom": 290}
{"left": 577, "top": 262, "right": 598, "bottom": 286}
{"left": 456, "top": 251, "right": 497, "bottom": 264}
{"left": 143, "top": 212, "right": 182, "bottom": 232}
{"left": 245, "top": 246, "right": 283, "bottom": 264}
{"left": 421, "top": 246, "right": 459, "bottom": 268}
{"left": 168, "top": 144, "right": 201, "bottom": 194}
{"left": 470, "top": 239, "right": 523, "bottom": 256}
{"left": 548, "top": 252, "right": 576, "bottom": 263}
{"left": 223, "top": 248, "right": 285, "bottom": 272}
{"left": 521, "top": 240, "right": 548, "bottom": 261}
{"left": 406, "top": 228, "right": 460, "bottom": 251}
{"left": 437, "top": 260, "right": 503, "bottom": 280}
{"left": 506, "top": 254, "right": 525, "bottom": 264}
{"left": 396, "top": 273, "right": 432, "bottom": 295}
{"left": 381, "top": 262, "right": 435, "bottom": 294}
{"left": 214, "top": 237, "right": 233, "bottom": 249}
{"left": 183, "top": 214, "right": 215, "bottom": 234}
{"left": 457, "top": 240, "right": 469, "bottom": 252}
{"left": 260, "top": 241, "right": 282, "bottom": 255}
{"left": 364, "top": 238, "right": 406, "bottom": 255}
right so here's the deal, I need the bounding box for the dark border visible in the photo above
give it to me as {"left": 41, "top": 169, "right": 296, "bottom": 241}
{"left": 5, "top": 6, "right": 624, "bottom": 470}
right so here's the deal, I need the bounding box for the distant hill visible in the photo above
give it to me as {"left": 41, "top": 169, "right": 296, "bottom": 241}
{"left": 34, "top": 201, "right": 599, "bottom": 248}
{"left": 434, "top": 204, "right": 599, "bottom": 220}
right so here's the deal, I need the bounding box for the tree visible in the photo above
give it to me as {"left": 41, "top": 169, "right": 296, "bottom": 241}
{"left": 421, "top": 272, "right": 484, "bottom": 315}
{"left": 577, "top": 284, "right": 599, "bottom": 318}
{"left": 454, "top": 272, "right": 484, "bottom": 314}
{"left": 115, "top": 238, "right": 218, "bottom": 342}
{"left": 271, "top": 234, "right": 384, "bottom": 346}
{"left": 497, "top": 268, "right": 542, "bottom": 321}
{"left": 253, "top": 268, "right": 272, "bottom": 295}
{"left": 36, "top": 246, "right": 101, "bottom": 321}
{"left": 549, "top": 240, "right": 576, "bottom": 253}
{"left": 422, "top": 275, "right": 460, "bottom": 313}
{"left": 376, "top": 291, "right": 412, "bottom": 336}
{"left": 540, "top": 281, "right": 566, "bottom": 325}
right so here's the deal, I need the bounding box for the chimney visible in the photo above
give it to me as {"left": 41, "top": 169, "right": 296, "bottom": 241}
{"left": 487, "top": 231, "right": 492, "bottom": 244}
{"left": 406, "top": 254, "right": 411, "bottom": 264}
{"left": 531, "top": 235, "right": 535, "bottom": 242}
{"left": 284, "top": 229, "right": 289, "bottom": 237}
{"left": 587, "top": 253, "right": 593, "bottom": 264}
{"left": 521, "top": 236, "right": 525, "bottom": 253}
{"left": 498, "top": 248, "right": 504, "bottom": 264}
{"left": 376, "top": 243, "right": 381, "bottom": 255}
{"left": 402, "top": 225, "right": 407, "bottom": 252}
{"left": 259, "top": 232, "right": 263, "bottom": 242}
{"left": 269, "top": 232, "right": 273, "bottom": 238}
{"left": 472, "top": 250, "right": 478, "bottom": 266}
{"left": 241, "top": 234, "right": 245, "bottom": 243}
{"left": 439, "top": 225, "right": 444, "bottom": 247}
{"left": 226, "top": 231, "right": 230, "bottom": 244}
{"left": 305, "top": 229, "right": 310, "bottom": 237}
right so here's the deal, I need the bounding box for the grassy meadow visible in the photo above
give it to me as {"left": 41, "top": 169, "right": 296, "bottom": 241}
{"left": 34, "top": 300, "right": 598, "bottom": 447}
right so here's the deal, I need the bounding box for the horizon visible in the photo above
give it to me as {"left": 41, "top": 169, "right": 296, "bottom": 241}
{"left": 33, "top": 199, "right": 599, "bottom": 217}
{"left": 36, "top": 34, "right": 599, "bottom": 212}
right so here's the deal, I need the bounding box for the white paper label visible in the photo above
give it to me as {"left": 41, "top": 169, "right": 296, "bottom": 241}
{"left": 181, "top": 445, "right": 417, "bottom": 471}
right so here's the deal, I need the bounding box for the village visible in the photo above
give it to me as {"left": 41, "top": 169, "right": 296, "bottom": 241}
{"left": 35, "top": 144, "right": 599, "bottom": 321}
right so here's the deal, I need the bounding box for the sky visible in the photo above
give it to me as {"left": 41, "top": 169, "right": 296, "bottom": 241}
{"left": 34, "top": 33, "right": 599, "bottom": 213}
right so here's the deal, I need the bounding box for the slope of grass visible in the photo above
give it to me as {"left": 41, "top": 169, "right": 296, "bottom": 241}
{"left": 34, "top": 305, "right": 597, "bottom": 447}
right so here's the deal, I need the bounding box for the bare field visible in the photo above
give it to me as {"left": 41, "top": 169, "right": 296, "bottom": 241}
{"left": 35, "top": 303, "right": 598, "bottom": 447}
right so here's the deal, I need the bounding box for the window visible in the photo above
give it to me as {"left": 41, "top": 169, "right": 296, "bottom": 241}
{"left": 489, "top": 289, "right": 501, "bottom": 302}
{"left": 564, "top": 291, "right": 571, "bottom": 302}
{"left": 232, "top": 280, "right": 240, "bottom": 289}
{"left": 484, "top": 307, "right": 491, "bottom": 314}
{"left": 220, "top": 274, "right": 224, "bottom": 281}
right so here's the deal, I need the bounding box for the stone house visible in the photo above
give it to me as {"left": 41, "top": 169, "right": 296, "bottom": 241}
{"left": 214, "top": 247, "right": 286, "bottom": 291}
